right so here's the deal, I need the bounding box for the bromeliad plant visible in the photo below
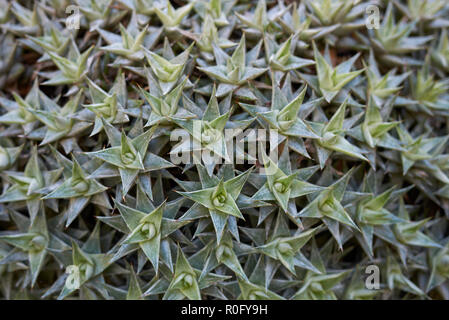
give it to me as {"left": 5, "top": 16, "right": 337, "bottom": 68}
{"left": 142, "top": 42, "right": 193, "bottom": 94}
{"left": 1, "top": 0, "right": 449, "bottom": 301}
{"left": 0, "top": 146, "right": 62, "bottom": 223}
{"left": 370, "top": 3, "right": 433, "bottom": 65}
{"left": 409, "top": 61, "right": 449, "bottom": 114}
{"left": 43, "top": 156, "right": 109, "bottom": 227}
{"left": 84, "top": 119, "right": 170, "bottom": 196}
{"left": 299, "top": 43, "right": 364, "bottom": 103}
{"left": 41, "top": 43, "right": 94, "bottom": 86}
{"left": 264, "top": 35, "right": 315, "bottom": 83}
{"left": 177, "top": 164, "right": 252, "bottom": 242}
{"left": 194, "top": 15, "right": 235, "bottom": 59}
{"left": 197, "top": 35, "right": 267, "bottom": 97}
{"left": 305, "top": 0, "right": 366, "bottom": 34}
{"left": 310, "top": 97, "right": 369, "bottom": 168}
{"left": 80, "top": 73, "right": 130, "bottom": 136}
{"left": 154, "top": 0, "right": 194, "bottom": 30}
{"left": 251, "top": 149, "right": 323, "bottom": 224}
{"left": 99, "top": 15, "right": 149, "bottom": 62}
{"left": 432, "top": 30, "right": 449, "bottom": 72}
{"left": 241, "top": 83, "right": 321, "bottom": 158}
{"left": 0, "top": 208, "right": 49, "bottom": 287}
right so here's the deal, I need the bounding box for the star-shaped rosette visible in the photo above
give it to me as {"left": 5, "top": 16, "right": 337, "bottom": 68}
{"left": 0, "top": 80, "right": 41, "bottom": 135}
{"left": 114, "top": 200, "right": 164, "bottom": 273}
{"left": 85, "top": 119, "right": 173, "bottom": 196}
{"left": 193, "top": 14, "right": 235, "bottom": 60}
{"left": 163, "top": 247, "right": 201, "bottom": 300}
{"left": 309, "top": 97, "right": 369, "bottom": 168}
{"left": 299, "top": 43, "right": 364, "bottom": 104}
{"left": 80, "top": 73, "right": 130, "bottom": 136}
{"left": 75, "top": 0, "right": 127, "bottom": 31}
{"left": 144, "top": 245, "right": 231, "bottom": 299}
{"left": 264, "top": 34, "right": 315, "bottom": 82}
{"left": 177, "top": 165, "right": 252, "bottom": 243}
{"left": 236, "top": 256, "right": 285, "bottom": 300}
{"left": 0, "top": 146, "right": 62, "bottom": 223}
{"left": 154, "top": 0, "right": 194, "bottom": 31}
{"left": 426, "top": 240, "right": 449, "bottom": 293}
{"left": 385, "top": 254, "right": 426, "bottom": 297}
{"left": 256, "top": 213, "right": 320, "bottom": 274}
{"left": 197, "top": 35, "right": 267, "bottom": 97}
{"left": 99, "top": 12, "right": 149, "bottom": 62}
{"left": 354, "top": 176, "right": 406, "bottom": 257}
{"left": 291, "top": 243, "right": 349, "bottom": 300}
{"left": 392, "top": 199, "right": 441, "bottom": 249}
{"left": 298, "top": 167, "right": 361, "bottom": 248}
{"left": 186, "top": 232, "right": 248, "bottom": 281}
{"left": 356, "top": 50, "right": 410, "bottom": 106}
{"left": 394, "top": 125, "right": 449, "bottom": 175}
{"left": 235, "top": 0, "right": 288, "bottom": 38}
{"left": 142, "top": 42, "right": 193, "bottom": 95}
{"left": 348, "top": 97, "right": 401, "bottom": 150}
{"left": 0, "top": 144, "right": 23, "bottom": 172}
{"left": 41, "top": 43, "right": 94, "bottom": 86}
{"left": 251, "top": 147, "right": 324, "bottom": 225}
{"left": 241, "top": 82, "right": 322, "bottom": 158}
{"left": 139, "top": 77, "right": 195, "bottom": 127}
{"left": 27, "top": 90, "right": 90, "bottom": 148}
{"left": 0, "top": 208, "right": 49, "bottom": 287}
{"left": 370, "top": 3, "right": 433, "bottom": 65}
{"left": 42, "top": 155, "right": 109, "bottom": 227}
{"left": 58, "top": 224, "right": 114, "bottom": 300}
{"left": 103, "top": 181, "right": 189, "bottom": 271}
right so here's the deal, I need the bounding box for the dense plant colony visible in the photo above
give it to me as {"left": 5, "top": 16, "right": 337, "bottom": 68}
{"left": 1, "top": 0, "right": 449, "bottom": 300}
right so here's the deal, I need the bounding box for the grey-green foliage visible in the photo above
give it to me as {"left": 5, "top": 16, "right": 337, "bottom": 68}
{"left": 0, "top": 0, "right": 448, "bottom": 300}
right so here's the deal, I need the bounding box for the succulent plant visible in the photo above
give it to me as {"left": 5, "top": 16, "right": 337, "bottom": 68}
{"left": 81, "top": 73, "right": 130, "bottom": 135}
{"left": 142, "top": 42, "right": 193, "bottom": 94}
{"left": 370, "top": 2, "right": 433, "bottom": 65}
{"left": 305, "top": 0, "right": 366, "bottom": 34}
{"left": 0, "top": 208, "right": 49, "bottom": 286}
{"left": 0, "top": 33, "right": 24, "bottom": 89}
{"left": 0, "top": 146, "right": 62, "bottom": 223}
{"left": 194, "top": 0, "right": 235, "bottom": 27}
{"left": 41, "top": 43, "right": 94, "bottom": 86}
{"left": 198, "top": 35, "right": 267, "bottom": 96}
{"left": 1, "top": 2, "right": 46, "bottom": 36}
{"left": 432, "top": 29, "right": 449, "bottom": 72}
{"left": 394, "top": 0, "right": 449, "bottom": 24}
{"left": 276, "top": 1, "right": 338, "bottom": 41}
{"left": 409, "top": 60, "right": 449, "bottom": 114}
{"left": 75, "top": 0, "right": 127, "bottom": 31}
{"left": 264, "top": 34, "right": 315, "bottom": 83}
{"left": 0, "top": 0, "right": 449, "bottom": 301}
{"left": 299, "top": 43, "right": 364, "bottom": 103}
{"left": 99, "top": 19, "right": 149, "bottom": 61}
{"left": 154, "top": 0, "right": 194, "bottom": 30}
{"left": 194, "top": 15, "right": 235, "bottom": 58}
